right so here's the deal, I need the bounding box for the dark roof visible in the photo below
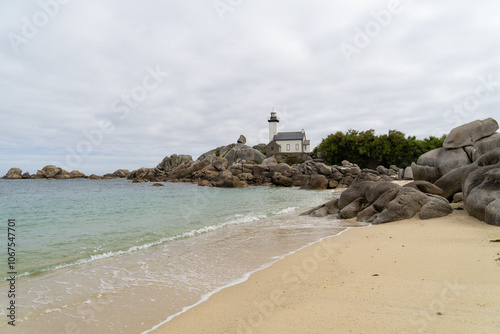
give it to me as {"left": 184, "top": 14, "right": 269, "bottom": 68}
{"left": 273, "top": 131, "right": 305, "bottom": 141}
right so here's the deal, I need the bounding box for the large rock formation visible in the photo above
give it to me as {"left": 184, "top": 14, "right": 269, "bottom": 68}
{"left": 42, "top": 165, "right": 62, "bottom": 178}
{"left": 465, "top": 133, "right": 500, "bottom": 162}
{"left": 2, "top": 168, "right": 22, "bottom": 179}
{"left": 416, "top": 147, "right": 471, "bottom": 176}
{"left": 1, "top": 165, "right": 136, "bottom": 180}
{"left": 443, "top": 117, "right": 498, "bottom": 149}
{"left": 434, "top": 148, "right": 500, "bottom": 227}
{"left": 413, "top": 118, "right": 500, "bottom": 183}
{"left": 411, "top": 118, "right": 500, "bottom": 226}
{"left": 53, "top": 169, "right": 70, "bottom": 179}
{"left": 301, "top": 174, "right": 329, "bottom": 190}
{"left": 68, "top": 170, "right": 86, "bottom": 178}
{"left": 197, "top": 142, "right": 266, "bottom": 166}
{"left": 128, "top": 167, "right": 162, "bottom": 182}
{"left": 101, "top": 169, "right": 132, "bottom": 179}
{"left": 213, "top": 170, "right": 248, "bottom": 188}
{"left": 126, "top": 136, "right": 401, "bottom": 189}
{"left": 3, "top": 133, "right": 403, "bottom": 188}
{"left": 303, "top": 119, "right": 500, "bottom": 226}
{"left": 485, "top": 199, "right": 500, "bottom": 226}
{"left": 1, "top": 165, "right": 92, "bottom": 180}
{"left": 112, "top": 169, "right": 131, "bottom": 178}
{"left": 156, "top": 154, "right": 193, "bottom": 173}
{"left": 304, "top": 179, "right": 453, "bottom": 224}
{"left": 465, "top": 168, "right": 500, "bottom": 225}
{"left": 435, "top": 149, "right": 500, "bottom": 200}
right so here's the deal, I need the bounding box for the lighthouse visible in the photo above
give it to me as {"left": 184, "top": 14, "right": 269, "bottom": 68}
{"left": 268, "top": 109, "right": 279, "bottom": 143}
{"left": 265, "top": 108, "right": 311, "bottom": 154}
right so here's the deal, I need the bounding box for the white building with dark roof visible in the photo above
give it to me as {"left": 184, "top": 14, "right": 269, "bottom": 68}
{"left": 267, "top": 110, "right": 311, "bottom": 154}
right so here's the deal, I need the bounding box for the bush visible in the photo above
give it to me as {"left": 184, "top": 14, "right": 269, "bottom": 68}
{"left": 283, "top": 155, "right": 305, "bottom": 165}
{"left": 256, "top": 148, "right": 266, "bottom": 155}
{"left": 313, "top": 129, "right": 445, "bottom": 168}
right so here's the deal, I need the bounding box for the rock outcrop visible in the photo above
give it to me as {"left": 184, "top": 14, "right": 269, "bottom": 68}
{"left": 305, "top": 179, "right": 453, "bottom": 224}
{"left": 125, "top": 137, "right": 401, "bottom": 189}
{"left": 197, "top": 141, "right": 266, "bottom": 166}
{"left": 53, "top": 169, "right": 70, "bottom": 179}
{"left": 1, "top": 165, "right": 135, "bottom": 180}
{"left": 156, "top": 154, "right": 193, "bottom": 173}
{"left": 485, "top": 199, "right": 500, "bottom": 226}
{"left": 68, "top": 170, "right": 86, "bottom": 178}
{"left": 2, "top": 168, "right": 23, "bottom": 179}
{"left": 42, "top": 165, "right": 61, "bottom": 178}
{"left": 301, "top": 174, "right": 329, "bottom": 190}
{"left": 443, "top": 117, "right": 498, "bottom": 149}
{"left": 465, "top": 168, "right": 500, "bottom": 225}
{"left": 237, "top": 135, "right": 246, "bottom": 144}
{"left": 412, "top": 118, "right": 500, "bottom": 183}
{"left": 2, "top": 165, "right": 93, "bottom": 180}
{"left": 435, "top": 149, "right": 500, "bottom": 200}
{"left": 303, "top": 119, "right": 499, "bottom": 226}
{"left": 300, "top": 198, "right": 340, "bottom": 218}
{"left": 465, "top": 133, "right": 500, "bottom": 161}
{"left": 411, "top": 118, "right": 500, "bottom": 226}
{"left": 112, "top": 169, "right": 131, "bottom": 178}
{"left": 416, "top": 147, "right": 471, "bottom": 176}
{"left": 128, "top": 167, "right": 162, "bottom": 182}
{"left": 101, "top": 169, "right": 132, "bottom": 179}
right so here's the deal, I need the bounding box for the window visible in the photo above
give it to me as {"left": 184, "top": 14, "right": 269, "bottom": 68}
{"left": 286, "top": 144, "right": 290, "bottom": 151}
{"left": 295, "top": 144, "right": 299, "bottom": 151}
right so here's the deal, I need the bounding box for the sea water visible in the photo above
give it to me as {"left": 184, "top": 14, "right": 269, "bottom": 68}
{"left": 0, "top": 179, "right": 359, "bottom": 333}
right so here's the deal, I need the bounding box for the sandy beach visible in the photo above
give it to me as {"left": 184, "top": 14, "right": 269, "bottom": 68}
{"left": 153, "top": 205, "right": 500, "bottom": 334}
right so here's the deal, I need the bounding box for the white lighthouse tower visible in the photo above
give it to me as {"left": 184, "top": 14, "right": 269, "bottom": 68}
{"left": 268, "top": 108, "right": 279, "bottom": 143}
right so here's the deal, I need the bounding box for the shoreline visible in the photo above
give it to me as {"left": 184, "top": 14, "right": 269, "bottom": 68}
{"left": 141, "top": 225, "right": 363, "bottom": 334}
{"left": 0, "top": 186, "right": 344, "bottom": 333}
{"left": 153, "top": 206, "right": 500, "bottom": 334}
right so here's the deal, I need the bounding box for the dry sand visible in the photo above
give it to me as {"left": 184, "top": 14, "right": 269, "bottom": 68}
{"left": 153, "top": 205, "right": 500, "bottom": 334}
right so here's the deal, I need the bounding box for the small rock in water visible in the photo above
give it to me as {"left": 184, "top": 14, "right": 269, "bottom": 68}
{"left": 152, "top": 183, "right": 164, "bottom": 187}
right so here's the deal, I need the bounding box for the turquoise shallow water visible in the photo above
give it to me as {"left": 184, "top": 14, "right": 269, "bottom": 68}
{"left": 0, "top": 179, "right": 357, "bottom": 333}
{"left": 0, "top": 179, "right": 331, "bottom": 279}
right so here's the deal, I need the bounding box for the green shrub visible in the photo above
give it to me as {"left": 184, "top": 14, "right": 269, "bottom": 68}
{"left": 283, "top": 155, "right": 305, "bottom": 165}
{"left": 314, "top": 129, "right": 445, "bottom": 168}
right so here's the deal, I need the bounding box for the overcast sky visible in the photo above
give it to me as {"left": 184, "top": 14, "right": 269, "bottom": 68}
{"left": 1, "top": 0, "right": 499, "bottom": 175}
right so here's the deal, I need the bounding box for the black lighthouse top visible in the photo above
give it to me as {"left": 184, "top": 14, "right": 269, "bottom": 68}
{"left": 268, "top": 110, "right": 279, "bottom": 123}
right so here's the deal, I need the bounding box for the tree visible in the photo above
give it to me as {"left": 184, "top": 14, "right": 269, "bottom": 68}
{"left": 313, "top": 129, "right": 446, "bottom": 168}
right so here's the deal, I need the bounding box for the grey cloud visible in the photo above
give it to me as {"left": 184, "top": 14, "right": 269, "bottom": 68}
{"left": 1, "top": 0, "right": 500, "bottom": 174}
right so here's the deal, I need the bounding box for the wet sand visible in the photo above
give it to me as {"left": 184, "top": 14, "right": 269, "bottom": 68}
{"left": 154, "top": 206, "right": 500, "bottom": 334}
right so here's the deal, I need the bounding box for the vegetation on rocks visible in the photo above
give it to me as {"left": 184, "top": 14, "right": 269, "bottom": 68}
{"left": 280, "top": 155, "right": 306, "bottom": 165}
{"left": 252, "top": 144, "right": 267, "bottom": 156}
{"left": 307, "top": 117, "right": 500, "bottom": 226}
{"left": 313, "top": 129, "right": 446, "bottom": 168}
